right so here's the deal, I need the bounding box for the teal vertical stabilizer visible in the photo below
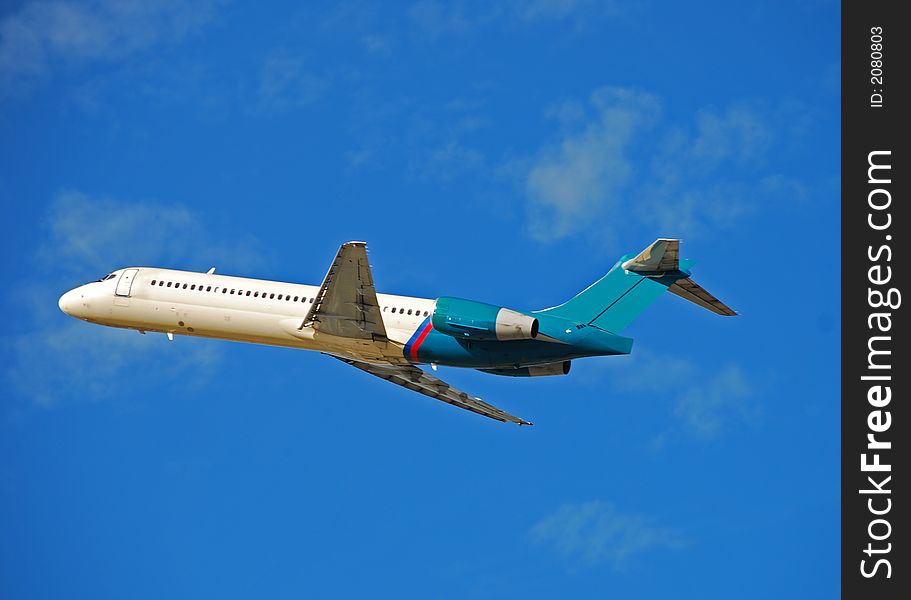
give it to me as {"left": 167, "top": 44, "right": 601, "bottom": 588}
{"left": 537, "top": 239, "right": 736, "bottom": 334}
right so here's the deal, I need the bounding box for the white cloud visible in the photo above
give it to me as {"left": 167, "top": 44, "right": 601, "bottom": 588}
{"left": 257, "top": 53, "right": 330, "bottom": 111}
{"left": 673, "top": 364, "right": 757, "bottom": 439}
{"left": 688, "top": 106, "right": 771, "bottom": 167}
{"left": 408, "top": 1, "right": 473, "bottom": 38}
{"left": 512, "top": 0, "right": 627, "bottom": 23}
{"left": 606, "top": 351, "right": 759, "bottom": 446}
{"left": 517, "top": 87, "right": 803, "bottom": 243}
{"left": 406, "top": 0, "right": 628, "bottom": 37}
{"left": 342, "top": 92, "right": 490, "bottom": 180}
{"left": 8, "top": 320, "right": 222, "bottom": 408}
{"left": 6, "top": 190, "right": 264, "bottom": 407}
{"left": 530, "top": 500, "right": 684, "bottom": 567}
{"left": 0, "top": 0, "right": 222, "bottom": 98}
{"left": 40, "top": 190, "right": 263, "bottom": 276}
{"left": 360, "top": 34, "right": 392, "bottom": 56}
{"left": 517, "top": 0, "right": 587, "bottom": 20}
{"left": 524, "top": 87, "right": 660, "bottom": 241}
{"left": 421, "top": 140, "right": 483, "bottom": 181}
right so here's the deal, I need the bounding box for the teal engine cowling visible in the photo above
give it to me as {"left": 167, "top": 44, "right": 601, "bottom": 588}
{"left": 480, "top": 361, "right": 571, "bottom": 377}
{"left": 432, "top": 296, "right": 539, "bottom": 341}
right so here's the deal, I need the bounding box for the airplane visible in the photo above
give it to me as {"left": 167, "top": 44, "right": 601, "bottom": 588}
{"left": 58, "top": 238, "right": 735, "bottom": 425}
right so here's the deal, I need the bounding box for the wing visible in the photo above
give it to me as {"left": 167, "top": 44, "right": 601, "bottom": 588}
{"left": 329, "top": 355, "right": 532, "bottom": 426}
{"left": 301, "top": 241, "right": 388, "bottom": 341}
{"left": 667, "top": 276, "right": 737, "bottom": 316}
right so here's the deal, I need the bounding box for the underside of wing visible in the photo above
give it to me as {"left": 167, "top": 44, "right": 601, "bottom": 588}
{"left": 667, "top": 276, "right": 737, "bottom": 316}
{"left": 301, "top": 241, "right": 388, "bottom": 341}
{"left": 329, "top": 355, "right": 532, "bottom": 425}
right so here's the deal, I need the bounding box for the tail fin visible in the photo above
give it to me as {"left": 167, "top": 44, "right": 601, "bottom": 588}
{"left": 538, "top": 239, "right": 736, "bottom": 333}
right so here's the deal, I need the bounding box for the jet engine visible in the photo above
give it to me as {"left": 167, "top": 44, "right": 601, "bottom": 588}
{"left": 480, "top": 361, "right": 572, "bottom": 377}
{"left": 432, "top": 296, "right": 538, "bottom": 341}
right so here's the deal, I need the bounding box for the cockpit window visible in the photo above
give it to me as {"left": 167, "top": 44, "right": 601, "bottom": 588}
{"left": 98, "top": 272, "right": 117, "bottom": 282}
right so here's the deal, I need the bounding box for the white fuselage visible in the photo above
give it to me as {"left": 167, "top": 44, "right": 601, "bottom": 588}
{"left": 58, "top": 267, "right": 434, "bottom": 364}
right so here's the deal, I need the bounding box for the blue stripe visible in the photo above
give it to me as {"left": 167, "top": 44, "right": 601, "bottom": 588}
{"left": 403, "top": 316, "right": 431, "bottom": 362}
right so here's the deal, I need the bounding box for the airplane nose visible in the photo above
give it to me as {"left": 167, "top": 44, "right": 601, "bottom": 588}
{"left": 58, "top": 289, "right": 78, "bottom": 315}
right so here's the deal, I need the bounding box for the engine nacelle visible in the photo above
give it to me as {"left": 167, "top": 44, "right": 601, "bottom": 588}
{"left": 432, "top": 296, "right": 538, "bottom": 341}
{"left": 480, "top": 361, "right": 572, "bottom": 377}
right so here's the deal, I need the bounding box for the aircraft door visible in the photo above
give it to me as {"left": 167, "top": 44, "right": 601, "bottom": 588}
{"left": 115, "top": 269, "right": 139, "bottom": 297}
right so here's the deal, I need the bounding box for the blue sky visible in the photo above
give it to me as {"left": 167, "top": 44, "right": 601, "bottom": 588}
{"left": 1, "top": 1, "right": 839, "bottom": 598}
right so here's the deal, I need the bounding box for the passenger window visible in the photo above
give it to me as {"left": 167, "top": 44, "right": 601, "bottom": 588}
{"left": 383, "top": 307, "right": 387, "bottom": 312}
{"left": 190, "top": 284, "right": 196, "bottom": 290}
{"left": 294, "top": 296, "right": 299, "bottom": 302}
{"left": 400, "top": 308, "right": 405, "bottom": 314}
{"left": 167, "top": 282, "right": 172, "bottom": 287}
{"left": 278, "top": 294, "right": 283, "bottom": 300}
{"left": 270, "top": 293, "right": 275, "bottom": 299}
{"left": 309, "top": 298, "right": 314, "bottom": 303}
{"left": 230, "top": 289, "right": 235, "bottom": 294}
{"left": 159, "top": 281, "right": 164, "bottom": 286}
{"left": 222, "top": 288, "right": 227, "bottom": 294}
{"left": 246, "top": 291, "right": 251, "bottom": 296}
{"left": 151, "top": 280, "right": 157, "bottom": 285}
{"left": 407, "top": 309, "right": 412, "bottom": 315}
{"left": 423, "top": 311, "right": 428, "bottom": 316}
{"left": 207, "top": 286, "right": 212, "bottom": 292}
{"left": 254, "top": 292, "right": 259, "bottom": 297}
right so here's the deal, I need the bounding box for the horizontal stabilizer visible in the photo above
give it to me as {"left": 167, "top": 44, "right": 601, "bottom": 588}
{"left": 621, "top": 239, "right": 680, "bottom": 274}
{"left": 668, "top": 277, "right": 737, "bottom": 316}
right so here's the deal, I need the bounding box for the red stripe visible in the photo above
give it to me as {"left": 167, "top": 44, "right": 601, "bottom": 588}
{"left": 409, "top": 321, "right": 434, "bottom": 363}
